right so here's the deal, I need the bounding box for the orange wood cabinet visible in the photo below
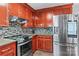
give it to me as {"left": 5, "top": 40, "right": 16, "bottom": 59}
{"left": 8, "top": 3, "right": 19, "bottom": 17}
{"left": 18, "top": 4, "right": 26, "bottom": 19}
{"left": 8, "top": 3, "right": 27, "bottom": 19}
{"left": 27, "top": 9, "right": 33, "bottom": 27}
{"left": 0, "top": 5, "right": 9, "bottom": 26}
{"left": 38, "top": 36, "right": 53, "bottom": 52}
{"left": 0, "top": 42, "right": 16, "bottom": 56}
{"left": 32, "top": 35, "right": 53, "bottom": 53}
{"left": 32, "top": 12, "right": 47, "bottom": 28}
{"left": 35, "top": 4, "right": 72, "bottom": 28}
{"left": 34, "top": 11, "right": 53, "bottom": 28}
{"left": 23, "top": 9, "right": 33, "bottom": 28}
{"left": 8, "top": 3, "right": 34, "bottom": 28}
{"left": 39, "top": 12, "right": 46, "bottom": 27}
{"left": 53, "top": 4, "right": 72, "bottom": 15}
{"left": 43, "top": 39, "right": 52, "bottom": 52}
{"left": 34, "top": 14, "right": 42, "bottom": 28}
{"left": 32, "top": 36, "right": 37, "bottom": 53}
{"left": 45, "top": 11, "right": 53, "bottom": 27}
{"left": 62, "top": 4, "right": 72, "bottom": 14}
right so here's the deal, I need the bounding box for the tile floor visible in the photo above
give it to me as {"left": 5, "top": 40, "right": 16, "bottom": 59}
{"left": 33, "top": 50, "right": 53, "bottom": 56}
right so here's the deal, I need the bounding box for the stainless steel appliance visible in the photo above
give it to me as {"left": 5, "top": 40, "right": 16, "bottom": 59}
{"left": 53, "top": 14, "right": 79, "bottom": 56}
{"left": 17, "top": 39, "right": 32, "bottom": 56}
{"left": 9, "top": 16, "right": 27, "bottom": 25}
{"left": 5, "top": 35, "right": 32, "bottom": 56}
{"left": 8, "top": 16, "right": 32, "bottom": 56}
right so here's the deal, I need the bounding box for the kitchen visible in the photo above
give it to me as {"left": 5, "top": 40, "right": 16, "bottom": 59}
{"left": 0, "top": 3, "right": 79, "bottom": 56}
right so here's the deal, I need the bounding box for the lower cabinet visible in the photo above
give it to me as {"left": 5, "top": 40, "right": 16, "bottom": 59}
{"left": 44, "top": 39, "right": 52, "bottom": 52}
{"left": 0, "top": 42, "right": 16, "bottom": 56}
{"left": 32, "top": 35, "right": 53, "bottom": 53}
{"left": 32, "top": 36, "right": 37, "bottom": 53}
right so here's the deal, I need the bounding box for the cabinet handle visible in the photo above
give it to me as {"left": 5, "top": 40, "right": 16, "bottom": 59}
{"left": 1, "top": 48, "right": 11, "bottom": 52}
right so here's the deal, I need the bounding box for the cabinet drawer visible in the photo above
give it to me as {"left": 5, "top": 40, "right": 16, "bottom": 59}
{"left": 0, "top": 49, "right": 15, "bottom": 56}
{"left": 0, "top": 42, "right": 15, "bottom": 51}
{"left": 0, "top": 47, "right": 12, "bottom": 53}
{"left": 0, "top": 42, "right": 16, "bottom": 56}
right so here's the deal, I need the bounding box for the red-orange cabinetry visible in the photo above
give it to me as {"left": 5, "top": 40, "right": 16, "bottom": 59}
{"left": 8, "top": 3, "right": 33, "bottom": 28}
{"left": 45, "top": 11, "right": 53, "bottom": 27}
{"left": 8, "top": 3, "right": 19, "bottom": 17}
{"left": 53, "top": 4, "right": 72, "bottom": 15}
{"left": 23, "top": 9, "right": 33, "bottom": 28}
{"left": 0, "top": 5, "right": 9, "bottom": 26}
{"left": 32, "top": 35, "right": 53, "bottom": 53}
{"left": 18, "top": 4, "right": 26, "bottom": 19}
{"left": 62, "top": 4, "right": 72, "bottom": 14}
{"left": 32, "top": 36, "right": 37, "bottom": 53}
{"left": 35, "top": 11, "right": 53, "bottom": 28}
{"left": 0, "top": 42, "right": 16, "bottom": 56}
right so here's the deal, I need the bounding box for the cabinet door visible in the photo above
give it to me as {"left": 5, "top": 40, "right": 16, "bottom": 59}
{"left": 37, "top": 11, "right": 53, "bottom": 28}
{"left": 23, "top": 9, "right": 33, "bottom": 28}
{"left": 40, "top": 12, "right": 46, "bottom": 27}
{"left": 62, "top": 4, "right": 72, "bottom": 14}
{"left": 45, "top": 11, "right": 53, "bottom": 27}
{"left": 45, "top": 39, "right": 52, "bottom": 52}
{"left": 32, "top": 36, "right": 37, "bottom": 53}
{"left": 25, "top": 8, "right": 29, "bottom": 19}
{"left": 42, "top": 39, "right": 46, "bottom": 51}
{"left": 37, "top": 38, "right": 41, "bottom": 49}
{"left": 0, "top": 5, "right": 9, "bottom": 26}
{"left": 8, "top": 3, "right": 19, "bottom": 16}
{"left": 37, "top": 38, "right": 43, "bottom": 50}
{"left": 53, "top": 7, "right": 63, "bottom": 15}
{"left": 18, "top": 4, "right": 26, "bottom": 19}
{"left": 32, "top": 12, "right": 36, "bottom": 28}
{"left": 28, "top": 10, "right": 33, "bottom": 27}
{"left": 0, "top": 42, "right": 16, "bottom": 56}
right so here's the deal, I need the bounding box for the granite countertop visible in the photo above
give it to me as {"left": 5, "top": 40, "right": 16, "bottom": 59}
{"left": 0, "top": 39, "right": 16, "bottom": 46}
{"left": 23, "top": 33, "right": 53, "bottom": 36}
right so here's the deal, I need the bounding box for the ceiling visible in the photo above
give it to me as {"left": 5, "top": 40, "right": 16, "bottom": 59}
{"left": 27, "top": 3, "right": 68, "bottom": 10}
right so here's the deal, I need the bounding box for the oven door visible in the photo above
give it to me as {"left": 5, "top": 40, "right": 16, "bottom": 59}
{"left": 17, "top": 41, "right": 32, "bottom": 56}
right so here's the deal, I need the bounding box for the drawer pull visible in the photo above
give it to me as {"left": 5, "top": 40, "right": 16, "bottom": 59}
{"left": 1, "top": 48, "right": 11, "bottom": 52}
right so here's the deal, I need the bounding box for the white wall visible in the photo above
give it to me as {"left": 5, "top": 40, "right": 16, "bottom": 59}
{"left": 73, "top": 3, "right": 79, "bottom": 14}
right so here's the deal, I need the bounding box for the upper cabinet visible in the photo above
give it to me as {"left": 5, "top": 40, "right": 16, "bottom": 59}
{"left": 18, "top": 4, "right": 26, "bottom": 19}
{"left": 53, "top": 4, "right": 72, "bottom": 15}
{"left": 34, "top": 4, "right": 72, "bottom": 28}
{"left": 22, "top": 6, "right": 33, "bottom": 28}
{"left": 0, "top": 3, "right": 72, "bottom": 27}
{"left": 8, "top": 3, "right": 26, "bottom": 19}
{"left": 62, "top": 4, "right": 72, "bottom": 14}
{"left": 8, "top": 3, "right": 19, "bottom": 17}
{"left": 34, "top": 10, "right": 53, "bottom": 28}
{"left": 8, "top": 3, "right": 34, "bottom": 28}
{"left": 0, "top": 4, "right": 9, "bottom": 26}
{"left": 45, "top": 11, "right": 53, "bottom": 27}
{"left": 32, "top": 12, "right": 44, "bottom": 28}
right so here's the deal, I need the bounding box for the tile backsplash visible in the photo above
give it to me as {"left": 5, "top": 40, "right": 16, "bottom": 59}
{"left": 22, "top": 28, "right": 33, "bottom": 35}
{"left": 0, "top": 24, "right": 53, "bottom": 39}
{"left": 0, "top": 25, "right": 23, "bottom": 38}
{"left": 34, "top": 28, "right": 53, "bottom": 35}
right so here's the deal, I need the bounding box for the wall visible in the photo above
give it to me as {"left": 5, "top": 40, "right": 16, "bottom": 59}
{"left": 34, "top": 28, "right": 53, "bottom": 35}
{"left": 73, "top": 3, "right": 79, "bottom": 14}
{"left": 0, "top": 24, "right": 23, "bottom": 38}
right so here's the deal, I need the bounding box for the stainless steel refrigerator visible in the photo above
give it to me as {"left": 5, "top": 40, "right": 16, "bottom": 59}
{"left": 53, "top": 14, "right": 79, "bottom": 56}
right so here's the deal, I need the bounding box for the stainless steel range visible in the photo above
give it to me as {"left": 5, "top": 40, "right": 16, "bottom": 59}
{"left": 3, "top": 16, "right": 32, "bottom": 56}
{"left": 17, "top": 35, "right": 32, "bottom": 56}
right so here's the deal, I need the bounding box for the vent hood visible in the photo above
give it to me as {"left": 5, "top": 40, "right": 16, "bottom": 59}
{"left": 9, "top": 16, "right": 28, "bottom": 25}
